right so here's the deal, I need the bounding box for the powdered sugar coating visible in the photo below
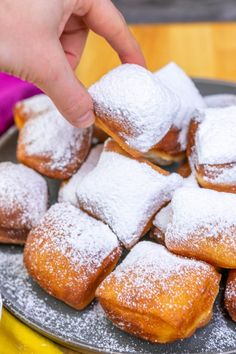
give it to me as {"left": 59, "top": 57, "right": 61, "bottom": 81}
{"left": 0, "top": 162, "right": 48, "bottom": 229}
{"left": 204, "top": 94, "right": 236, "bottom": 108}
{"left": 225, "top": 272, "right": 236, "bottom": 316}
{"left": 154, "top": 62, "right": 206, "bottom": 149}
{"left": 196, "top": 106, "right": 236, "bottom": 164}
{"left": 58, "top": 144, "right": 103, "bottom": 206}
{"left": 77, "top": 147, "right": 182, "bottom": 248}
{"left": 15, "top": 94, "right": 55, "bottom": 117}
{"left": 0, "top": 249, "right": 234, "bottom": 354}
{"left": 98, "top": 241, "right": 217, "bottom": 312}
{"left": 200, "top": 163, "right": 236, "bottom": 185}
{"left": 28, "top": 203, "right": 120, "bottom": 272}
{"left": 19, "top": 110, "right": 92, "bottom": 171}
{"left": 153, "top": 174, "right": 199, "bottom": 233}
{"left": 166, "top": 187, "right": 236, "bottom": 251}
{"left": 89, "top": 64, "right": 180, "bottom": 153}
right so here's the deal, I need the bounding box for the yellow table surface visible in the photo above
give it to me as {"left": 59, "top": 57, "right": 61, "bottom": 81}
{"left": 1, "top": 22, "right": 236, "bottom": 354}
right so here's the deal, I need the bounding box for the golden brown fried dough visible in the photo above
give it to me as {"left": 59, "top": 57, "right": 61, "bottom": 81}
{"left": 89, "top": 64, "right": 179, "bottom": 163}
{"left": 24, "top": 203, "right": 121, "bottom": 310}
{"left": 225, "top": 270, "right": 236, "bottom": 322}
{"left": 17, "top": 110, "right": 92, "bottom": 180}
{"left": 14, "top": 94, "right": 54, "bottom": 129}
{"left": 96, "top": 241, "right": 221, "bottom": 343}
{"left": 165, "top": 187, "right": 236, "bottom": 268}
{"left": 187, "top": 107, "right": 236, "bottom": 193}
{"left": 0, "top": 162, "right": 48, "bottom": 244}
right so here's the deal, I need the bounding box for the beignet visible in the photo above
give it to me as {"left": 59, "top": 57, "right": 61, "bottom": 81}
{"left": 0, "top": 162, "right": 48, "bottom": 244}
{"left": 24, "top": 203, "right": 121, "bottom": 310}
{"left": 153, "top": 62, "right": 206, "bottom": 164}
{"left": 14, "top": 94, "right": 54, "bottom": 129}
{"left": 58, "top": 144, "right": 103, "bottom": 206}
{"left": 151, "top": 174, "right": 199, "bottom": 243}
{"left": 96, "top": 241, "right": 221, "bottom": 343}
{"left": 77, "top": 139, "right": 182, "bottom": 249}
{"left": 165, "top": 187, "right": 236, "bottom": 268}
{"left": 89, "top": 64, "right": 179, "bottom": 160}
{"left": 225, "top": 270, "right": 236, "bottom": 321}
{"left": 17, "top": 109, "right": 92, "bottom": 179}
{"left": 188, "top": 106, "right": 236, "bottom": 193}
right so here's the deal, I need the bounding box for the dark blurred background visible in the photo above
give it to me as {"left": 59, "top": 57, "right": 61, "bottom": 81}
{"left": 112, "top": 0, "right": 236, "bottom": 23}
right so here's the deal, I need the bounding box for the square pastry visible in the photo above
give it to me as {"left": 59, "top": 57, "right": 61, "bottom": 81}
{"left": 165, "top": 187, "right": 236, "bottom": 268}
{"left": 77, "top": 139, "right": 182, "bottom": 249}
{"left": 187, "top": 106, "right": 236, "bottom": 193}
{"left": 24, "top": 203, "right": 121, "bottom": 309}
{"left": 96, "top": 241, "right": 220, "bottom": 343}
{"left": 153, "top": 62, "right": 206, "bottom": 164}
{"left": 89, "top": 64, "right": 179, "bottom": 161}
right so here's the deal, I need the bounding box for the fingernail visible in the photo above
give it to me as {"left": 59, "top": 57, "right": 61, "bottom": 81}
{"left": 77, "top": 110, "right": 95, "bottom": 128}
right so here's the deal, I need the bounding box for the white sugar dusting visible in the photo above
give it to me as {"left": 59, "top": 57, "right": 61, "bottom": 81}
{"left": 0, "top": 162, "right": 48, "bottom": 229}
{"left": 196, "top": 106, "right": 236, "bottom": 164}
{"left": 153, "top": 174, "right": 199, "bottom": 233}
{"left": 29, "top": 203, "right": 119, "bottom": 272}
{"left": 225, "top": 272, "right": 236, "bottom": 314}
{"left": 0, "top": 252, "right": 144, "bottom": 353}
{"left": 77, "top": 148, "right": 182, "bottom": 248}
{"left": 166, "top": 187, "right": 236, "bottom": 250}
{"left": 0, "top": 248, "right": 234, "bottom": 353}
{"left": 15, "top": 94, "right": 55, "bottom": 117}
{"left": 201, "top": 163, "right": 236, "bottom": 185}
{"left": 20, "top": 110, "right": 92, "bottom": 171}
{"left": 154, "top": 62, "right": 206, "bottom": 149}
{"left": 89, "top": 64, "right": 180, "bottom": 153}
{"left": 204, "top": 94, "right": 236, "bottom": 108}
{"left": 204, "top": 301, "right": 236, "bottom": 352}
{"left": 99, "top": 242, "right": 216, "bottom": 313}
{"left": 58, "top": 144, "right": 103, "bottom": 206}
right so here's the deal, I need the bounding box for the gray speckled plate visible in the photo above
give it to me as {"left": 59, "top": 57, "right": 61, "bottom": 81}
{"left": 0, "top": 79, "right": 236, "bottom": 354}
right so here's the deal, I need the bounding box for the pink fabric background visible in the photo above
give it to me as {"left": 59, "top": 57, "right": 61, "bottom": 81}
{"left": 0, "top": 73, "right": 41, "bottom": 135}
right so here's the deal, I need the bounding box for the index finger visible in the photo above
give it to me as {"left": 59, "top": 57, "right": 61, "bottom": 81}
{"left": 75, "top": 0, "right": 146, "bottom": 67}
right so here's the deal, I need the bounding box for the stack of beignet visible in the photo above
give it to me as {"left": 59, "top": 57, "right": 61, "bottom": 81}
{"left": 2, "top": 61, "right": 236, "bottom": 344}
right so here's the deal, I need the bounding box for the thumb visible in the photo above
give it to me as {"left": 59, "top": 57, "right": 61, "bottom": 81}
{"left": 36, "top": 42, "right": 94, "bottom": 128}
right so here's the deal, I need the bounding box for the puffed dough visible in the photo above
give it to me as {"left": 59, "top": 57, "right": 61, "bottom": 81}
{"left": 14, "top": 94, "right": 55, "bottom": 129}
{"left": 24, "top": 203, "right": 121, "bottom": 310}
{"left": 96, "top": 242, "right": 221, "bottom": 343}
{"left": 165, "top": 187, "right": 236, "bottom": 268}
{"left": 89, "top": 64, "right": 180, "bottom": 162}
{"left": 0, "top": 162, "right": 48, "bottom": 244}
{"left": 17, "top": 109, "right": 92, "bottom": 180}
{"left": 77, "top": 139, "right": 182, "bottom": 249}
{"left": 153, "top": 62, "right": 206, "bottom": 164}
{"left": 187, "top": 107, "right": 236, "bottom": 193}
{"left": 225, "top": 270, "right": 236, "bottom": 322}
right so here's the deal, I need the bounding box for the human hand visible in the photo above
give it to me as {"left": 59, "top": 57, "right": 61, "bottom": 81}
{"left": 0, "top": 0, "right": 145, "bottom": 128}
